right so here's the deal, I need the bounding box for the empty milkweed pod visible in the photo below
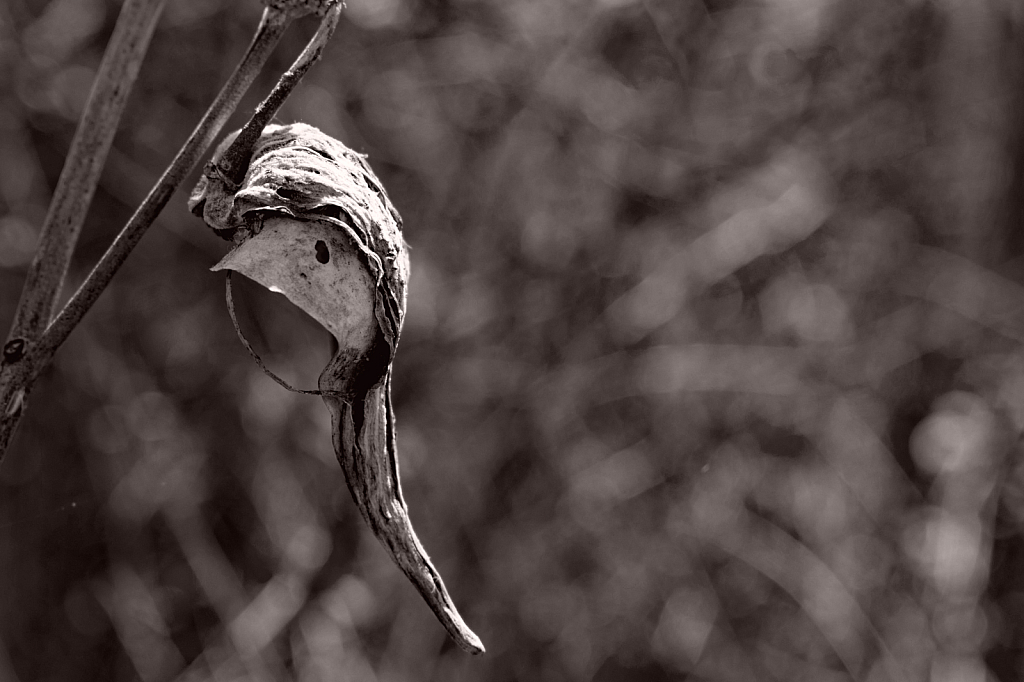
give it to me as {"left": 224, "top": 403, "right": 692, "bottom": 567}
{"left": 189, "top": 123, "right": 485, "bottom": 655}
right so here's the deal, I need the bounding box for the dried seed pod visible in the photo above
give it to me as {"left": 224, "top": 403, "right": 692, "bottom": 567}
{"left": 190, "top": 123, "right": 484, "bottom": 654}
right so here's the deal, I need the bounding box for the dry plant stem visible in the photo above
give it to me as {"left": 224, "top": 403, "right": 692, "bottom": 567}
{"left": 216, "top": 1, "right": 342, "bottom": 187}
{"left": 8, "top": 0, "right": 166, "bottom": 341}
{"left": 0, "top": 0, "right": 168, "bottom": 459}
{"left": 0, "top": 7, "right": 293, "bottom": 461}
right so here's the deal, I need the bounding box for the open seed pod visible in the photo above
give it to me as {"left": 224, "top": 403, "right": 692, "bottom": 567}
{"left": 189, "top": 123, "right": 484, "bottom": 654}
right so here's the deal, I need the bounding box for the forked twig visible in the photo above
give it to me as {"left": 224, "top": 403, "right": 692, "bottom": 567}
{"left": 8, "top": 0, "right": 166, "bottom": 341}
{"left": 208, "top": 1, "right": 344, "bottom": 191}
{"left": 0, "top": 0, "right": 168, "bottom": 455}
{"left": 0, "top": 5, "right": 303, "bottom": 460}
{"left": 38, "top": 6, "right": 297, "bottom": 359}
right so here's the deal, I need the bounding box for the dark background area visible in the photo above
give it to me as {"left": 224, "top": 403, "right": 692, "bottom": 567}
{"left": 2, "top": 0, "right": 1024, "bottom": 680}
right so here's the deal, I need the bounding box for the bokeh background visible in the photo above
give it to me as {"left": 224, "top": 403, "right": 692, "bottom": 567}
{"left": 2, "top": 0, "right": 1024, "bottom": 680}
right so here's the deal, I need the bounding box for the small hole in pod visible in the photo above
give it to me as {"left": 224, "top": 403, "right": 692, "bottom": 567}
{"left": 315, "top": 239, "right": 330, "bottom": 264}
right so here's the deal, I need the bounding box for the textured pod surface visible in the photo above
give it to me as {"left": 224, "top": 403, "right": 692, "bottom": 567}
{"left": 191, "top": 123, "right": 484, "bottom": 654}
{"left": 211, "top": 215, "right": 377, "bottom": 353}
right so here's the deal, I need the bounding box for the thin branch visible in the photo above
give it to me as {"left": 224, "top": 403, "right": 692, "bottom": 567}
{"left": 215, "top": 0, "right": 344, "bottom": 187}
{"left": 41, "top": 7, "right": 294, "bottom": 356}
{"left": 0, "top": 6, "right": 294, "bottom": 460}
{"left": 7, "top": 0, "right": 166, "bottom": 341}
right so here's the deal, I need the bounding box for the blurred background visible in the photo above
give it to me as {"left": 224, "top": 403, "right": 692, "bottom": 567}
{"left": 2, "top": 0, "right": 1024, "bottom": 680}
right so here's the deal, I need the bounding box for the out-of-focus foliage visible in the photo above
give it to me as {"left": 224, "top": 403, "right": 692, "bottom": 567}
{"left": 2, "top": 0, "right": 1024, "bottom": 680}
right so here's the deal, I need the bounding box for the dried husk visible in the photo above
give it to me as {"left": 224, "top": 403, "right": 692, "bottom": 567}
{"left": 190, "top": 123, "right": 484, "bottom": 654}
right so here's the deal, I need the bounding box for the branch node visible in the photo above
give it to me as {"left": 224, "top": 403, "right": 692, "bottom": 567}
{"left": 2, "top": 339, "right": 26, "bottom": 365}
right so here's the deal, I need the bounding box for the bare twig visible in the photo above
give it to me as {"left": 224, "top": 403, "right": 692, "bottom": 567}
{"left": 39, "top": 7, "right": 293, "bottom": 350}
{"left": 0, "top": 0, "right": 166, "bottom": 455}
{"left": 8, "top": 0, "right": 166, "bottom": 341}
{"left": 213, "top": 1, "right": 343, "bottom": 188}
{"left": 0, "top": 6, "right": 294, "bottom": 460}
